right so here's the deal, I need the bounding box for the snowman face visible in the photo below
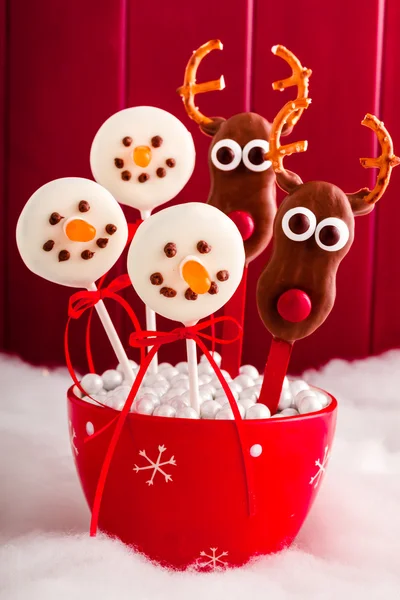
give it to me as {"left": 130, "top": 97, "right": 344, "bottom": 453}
{"left": 90, "top": 107, "right": 196, "bottom": 213}
{"left": 16, "top": 177, "right": 128, "bottom": 289}
{"left": 128, "top": 203, "right": 245, "bottom": 325}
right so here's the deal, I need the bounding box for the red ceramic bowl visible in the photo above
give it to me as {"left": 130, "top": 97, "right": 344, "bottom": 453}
{"left": 67, "top": 386, "right": 337, "bottom": 570}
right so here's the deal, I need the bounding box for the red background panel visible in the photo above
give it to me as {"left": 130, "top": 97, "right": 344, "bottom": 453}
{"left": 4, "top": 0, "right": 128, "bottom": 371}
{"left": 0, "top": 0, "right": 6, "bottom": 348}
{"left": 1, "top": 0, "right": 399, "bottom": 374}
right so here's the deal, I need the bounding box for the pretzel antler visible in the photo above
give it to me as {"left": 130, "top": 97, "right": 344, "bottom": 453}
{"left": 177, "top": 40, "right": 225, "bottom": 126}
{"left": 347, "top": 115, "right": 400, "bottom": 214}
{"left": 266, "top": 98, "right": 311, "bottom": 172}
{"left": 272, "top": 45, "right": 312, "bottom": 130}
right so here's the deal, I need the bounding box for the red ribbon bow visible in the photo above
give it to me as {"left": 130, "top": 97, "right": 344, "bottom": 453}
{"left": 88, "top": 315, "right": 256, "bottom": 538}
{"left": 64, "top": 274, "right": 144, "bottom": 396}
{"left": 68, "top": 274, "right": 132, "bottom": 319}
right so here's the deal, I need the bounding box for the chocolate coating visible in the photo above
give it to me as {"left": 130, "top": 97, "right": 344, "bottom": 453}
{"left": 206, "top": 113, "right": 276, "bottom": 263}
{"left": 257, "top": 181, "right": 355, "bottom": 342}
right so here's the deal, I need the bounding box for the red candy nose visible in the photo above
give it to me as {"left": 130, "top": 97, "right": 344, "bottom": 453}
{"left": 228, "top": 210, "right": 255, "bottom": 241}
{"left": 277, "top": 289, "right": 312, "bottom": 323}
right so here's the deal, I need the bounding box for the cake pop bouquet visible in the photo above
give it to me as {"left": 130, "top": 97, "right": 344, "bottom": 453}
{"left": 15, "top": 41, "right": 399, "bottom": 570}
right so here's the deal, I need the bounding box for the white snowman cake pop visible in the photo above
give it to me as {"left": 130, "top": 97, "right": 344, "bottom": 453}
{"left": 128, "top": 203, "right": 245, "bottom": 326}
{"left": 128, "top": 203, "right": 245, "bottom": 413}
{"left": 90, "top": 106, "right": 196, "bottom": 216}
{"left": 16, "top": 177, "right": 128, "bottom": 288}
{"left": 16, "top": 177, "right": 133, "bottom": 384}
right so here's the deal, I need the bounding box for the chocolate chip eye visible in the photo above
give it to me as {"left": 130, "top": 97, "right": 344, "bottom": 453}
{"left": 288, "top": 213, "right": 310, "bottom": 235}
{"left": 197, "top": 240, "right": 211, "bottom": 254}
{"left": 151, "top": 135, "right": 163, "bottom": 148}
{"left": 211, "top": 139, "right": 242, "bottom": 171}
{"left": 282, "top": 207, "right": 316, "bottom": 242}
{"left": 217, "top": 270, "right": 229, "bottom": 282}
{"left": 49, "top": 212, "right": 63, "bottom": 225}
{"left": 216, "top": 146, "right": 235, "bottom": 165}
{"left": 242, "top": 139, "right": 271, "bottom": 172}
{"left": 79, "top": 200, "right": 90, "bottom": 212}
{"left": 315, "top": 217, "right": 350, "bottom": 252}
{"left": 122, "top": 136, "right": 132, "bottom": 147}
{"left": 164, "top": 242, "right": 177, "bottom": 258}
{"left": 106, "top": 224, "right": 117, "bottom": 235}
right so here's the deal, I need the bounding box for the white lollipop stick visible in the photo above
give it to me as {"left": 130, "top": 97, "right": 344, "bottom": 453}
{"left": 185, "top": 336, "right": 200, "bottom": 413}
{"left": 145, "top": 304, "right": 158, "bottom": 374}
{"left": 87, "top": 283, "right": 134, "bottom": 385}
{"left": 141, "top": 209, "right": 158, "bottom": 374}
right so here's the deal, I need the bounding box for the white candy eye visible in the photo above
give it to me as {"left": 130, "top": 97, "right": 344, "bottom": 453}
{"left": 315, "top": 217, "right": 350, "bottom": 252}
{"left": 282, "top": 207, "right": 317, "bottom": 241}
{"left": 242, "top": 139, "right": 271, "bottom": 172}
{"left": 211, "top": 139, "right": 242, "bottom": 171}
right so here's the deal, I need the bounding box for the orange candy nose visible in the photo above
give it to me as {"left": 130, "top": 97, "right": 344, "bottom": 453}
{"left": 133, "top": 145, "right": 152, "bottom": 168}
{"left": 181, "top": 260, "right": 211, "bottom": 294}
{"left": 65, "top": 219, "right": 96, "bottom": 242}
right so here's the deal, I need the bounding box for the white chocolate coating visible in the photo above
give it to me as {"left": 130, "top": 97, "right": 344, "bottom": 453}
{"left": 16, "top": 178, "right": 128, "bottom": 289}
{"left": 127, "top": 203, "right": 245, "bottom": 325}
{"left": 90, "top": 107, "right": 196, "bottom": 213}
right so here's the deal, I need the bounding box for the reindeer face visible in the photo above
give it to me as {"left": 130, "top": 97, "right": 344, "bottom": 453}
{"left": 90, "top": 107, "right": 195, "bottom": 213}
{"left": 257, "top": 181, "right": 355, "bottom": 342}
{"left": 206, "top": 113, "right": 277, "bottom": 263}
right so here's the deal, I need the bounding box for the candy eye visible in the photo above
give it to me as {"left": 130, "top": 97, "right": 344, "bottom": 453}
{"left": 211, "top": 139, "right": 242, "bottom": 171}
{"left": 315, "top": 217, "right": 350, "bottom": 252}
{"left": 242, "top": 139, "right": 271, "bottom": 172}
{"left": 282, "top": 207, "right": 316, "bottom": 241}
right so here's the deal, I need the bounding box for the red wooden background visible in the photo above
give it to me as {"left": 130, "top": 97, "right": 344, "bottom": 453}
{"left": 1, "top": 0, "right": 399, "bottom": 375}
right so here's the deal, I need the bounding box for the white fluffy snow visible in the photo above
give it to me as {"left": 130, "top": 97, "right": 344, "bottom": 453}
{"left": 1, "top": 351, "right": 400, "bottom": 598}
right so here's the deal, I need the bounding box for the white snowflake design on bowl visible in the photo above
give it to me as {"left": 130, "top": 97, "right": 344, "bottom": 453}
{"left": 309, "top": 445, "right": 330, "bottom": 488}
{"left": 197, "top": 547, "right": 229, "bottom": 570}
{"left": 133, "top": 444, "right": 176, "bottom": 485}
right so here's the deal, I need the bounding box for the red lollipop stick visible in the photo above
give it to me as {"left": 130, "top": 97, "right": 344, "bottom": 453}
{"left": 258, "top": 338, "right": 293, "bottom": 414}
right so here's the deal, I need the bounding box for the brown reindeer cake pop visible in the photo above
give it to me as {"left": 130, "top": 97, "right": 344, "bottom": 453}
{"left": 257, "top": 98, "right": 400, "bottom": 412}
{"left": 177, "top": 40, "right": 311, "bottom": 262}
{"left": 178, "top": 40, "right": 312, "bottom": 376}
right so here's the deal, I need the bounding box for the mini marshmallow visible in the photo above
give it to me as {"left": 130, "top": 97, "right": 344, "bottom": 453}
{"left": 80, "top": 373, "right": 104, "bottom": 395}
{"left": 297, "top": 394, "right": 323, "bottom": 415}
{"left": 133, "top": 397, "right": 155, "bottom": 415}
{"left": 170, "top": 396, "right": 190, "bottom": 411}
{"left": 117, "top": 360, "right": 137, "bottom": 373}
{"left": 278, "top": 388, "right": 294, "bottom": 411}
{"left": 160, "top": 367, "right": 180, "bottom": 380}
{"left": 153, "top": 404, "right": 176, "bottom": 418}
{"left": 294, "top": 389, "right": 319, "bottom": 410}
{"left": 234, "top": 374, "right": 254, "bottom": 390}
{"left": 198, "top": 373, "right": 213, "bottom": 385}
{"left": 238, "top": 398, "right": 256, "bottom": 411}
{"left": 200, "top": 400, "right": 222, "bottom": 419}
{"left": 176, "top": 406, "right": 199, "bottom": 419}
{"left": 290, "top": 379, "right": 310, "bottom": 396}
{"left": 279, "top": 407, "right": 299, "bottom": 417}
{"left": 239, "top": 365, "right": 259, "bottom": 379}
{"left": 158, "top": 362, "right": 172, "bottom": 371}
{"left": 102, "top": 369, "right": 123, "bottom": 391}
{"left": 200, "top": 351, "right": 222, "bottom": 366}
{"left": 144, "top": 373, "right": 167, "bottom": 386}
{"left": 215, "top": 389, "right": 240, "bottom": 404}
{"left": 245, "top": 404, "right": 271, "bottom": 420}
{"left": 175, "top": 362, "right": 189, "bottom": 373}
{"left": 239, "top": 388, "right": 259, "bottom": 403}
{"left": 198, "top": 362, "right": 214, "bottom": 376}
